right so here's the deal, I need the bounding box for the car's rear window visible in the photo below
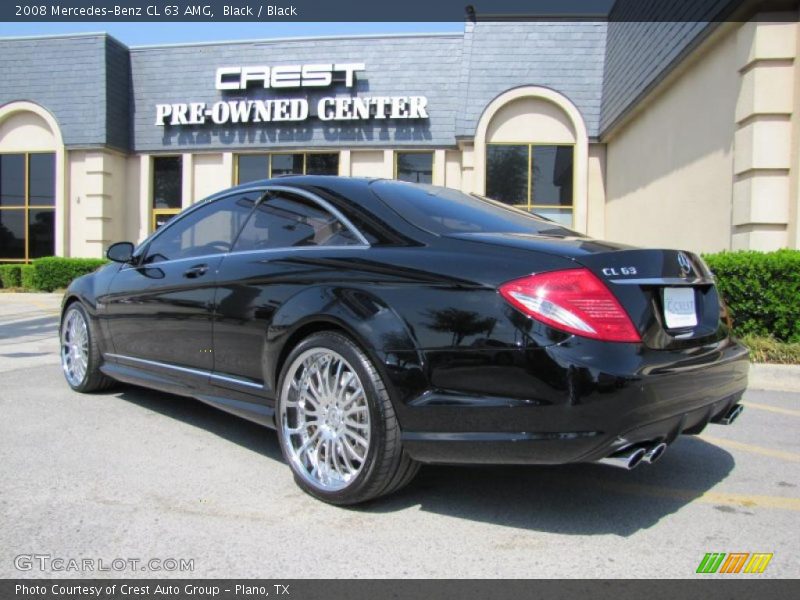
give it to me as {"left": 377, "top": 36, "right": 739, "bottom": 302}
{"left": 369, "top": 180, "right": 577, "bottom": 237}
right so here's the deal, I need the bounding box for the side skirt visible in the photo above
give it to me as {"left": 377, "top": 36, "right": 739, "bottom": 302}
{"left": 100, "top": 357, "right": 276, "bottom": 429}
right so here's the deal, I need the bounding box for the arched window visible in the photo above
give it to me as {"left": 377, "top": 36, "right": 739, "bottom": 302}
{"left": 474, "top": 87, "right": 588, "bottom": 232}
{"left": 0, "top": 102, "right": 64, "bottom": 262}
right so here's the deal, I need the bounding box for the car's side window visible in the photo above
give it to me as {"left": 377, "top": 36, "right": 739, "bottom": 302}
{"left": 233, "top": 191, "right": 361, "bottom": 252}
{"left": 143, "top": 192, "right": 260, "bottom": 264}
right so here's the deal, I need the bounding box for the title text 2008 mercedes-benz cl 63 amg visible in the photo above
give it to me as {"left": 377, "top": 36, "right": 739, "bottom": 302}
{"left": 60, "top": 176, "right": 748, "bottom": 505}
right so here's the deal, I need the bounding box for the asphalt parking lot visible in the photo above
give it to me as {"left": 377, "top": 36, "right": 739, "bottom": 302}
{"left": 1, "top": 293, "right": 798, "bottom": 579}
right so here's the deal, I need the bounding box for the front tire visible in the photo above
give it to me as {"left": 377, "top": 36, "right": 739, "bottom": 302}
{"left": 60, "top": 302, "right": 115, "bottom": 393}
{"left": 276, "top": 331, "right": 419, "bottom": 505}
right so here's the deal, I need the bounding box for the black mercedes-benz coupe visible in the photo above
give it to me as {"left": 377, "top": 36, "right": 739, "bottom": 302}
{"left": 59, "top": 176, "right": 749, "bottom": 504}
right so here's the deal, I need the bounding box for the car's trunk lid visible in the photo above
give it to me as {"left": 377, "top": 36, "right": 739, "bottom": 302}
{"left": 575, "top": 248, "right": 722, "bottom": 349}
{"left": 447, "top": 232, "right": 723, "bottom": 349}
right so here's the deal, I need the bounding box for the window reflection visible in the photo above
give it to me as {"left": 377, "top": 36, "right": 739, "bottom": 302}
{"left": 29, "top": 153, "right": 56, "bottom": 207}
{"left": 28, "top": 209, "right": 55, "bottom": 258}
{"left": 0, "top": 154, "right": 25, "bottom": 207}
{"left": 532, "top": 146, "right": 573, "bottom": 207}
{"left": 306, "top": 153, "right": 339, "bottom": 175}
{"left": 485, "top": 144, "right": 574, "bottom": 226}
{"left": 237, "top": 155, "right": 269, "bottom": 184}
{"left": 486, "top": 145, "right": 527, "bottom": 205}
{"left": 0, "top": 210, "right": 25, "bottom": 259}
{"left": 396, "top": 152, "right": 433, "bottom": 184}
{"left": 152, "top": 156, "right": 182, "bottom": 209}
{"left": 270, "top": 154, "right": 304, "bottom": 177}
{"left": 234, "top": 193, "right": 359, "bottom": 251}
{"left": 145, "top": 193, "right": 257, "bottom": 263}
{"left": 236, "top": 153, "right": 340, "bottom": 183}
{"left": 0, "top": 153, "right": 56, "bottom": 261}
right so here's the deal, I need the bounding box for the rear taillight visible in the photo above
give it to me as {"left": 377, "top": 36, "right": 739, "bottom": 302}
{"left": 498, "top": 268, "right": 641, "bottom": 343}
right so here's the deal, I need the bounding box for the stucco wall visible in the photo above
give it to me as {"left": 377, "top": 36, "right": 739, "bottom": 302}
{"left": 349, "top": 150, "right": 390, "bottom": 178}
{"left": 67, "top": 149, "right": 127, "bottom": 258}
{"left": 124, "top": 155, "right": 143, "bottom": 245}
{"left": 587, "top": 144, "right": 606, "bottom": 239}
{"left": 192, "top": 153, "right": 231, "bottom": 203}
{"left": 732, "top": 16, "right": 798, "bottom": 251}
{"left": 0, "top": 111, "right": 56, "bottom": 151}
{"left": 604, "top": 28, "right": 739, "bottom": 254}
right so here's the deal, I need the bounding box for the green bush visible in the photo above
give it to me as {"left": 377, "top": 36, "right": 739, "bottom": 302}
{"left": 20, "top": 264, "right": 37, "bottom": 290}
{"left": 30, "top": 257, "right": 108, "bottom": 292}
{"left": 0, "top": 264, "right": 22, "bottom": 288}
{"left": 740, "top": 334, "right": 800, "bottom": 364}
{"left": 703, "top": 249, "right": 800, "bottom": 343}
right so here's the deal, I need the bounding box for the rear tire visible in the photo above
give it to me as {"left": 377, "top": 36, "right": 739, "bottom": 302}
{"left": 276, "top": 331, "right": 419, "bottom": 505}
{"left": 60, "top": 302, "right": 115, "bottom": 393}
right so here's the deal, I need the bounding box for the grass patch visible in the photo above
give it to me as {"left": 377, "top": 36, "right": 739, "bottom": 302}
{"left": 740, "top": 334, "right": 800, "bottom": 365}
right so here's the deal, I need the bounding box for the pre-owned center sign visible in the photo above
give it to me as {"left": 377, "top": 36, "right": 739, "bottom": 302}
{"left": 155, "top": 62, "right": 429, "bottom": 126}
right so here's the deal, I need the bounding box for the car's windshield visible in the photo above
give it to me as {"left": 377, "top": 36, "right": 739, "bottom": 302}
{"left": 369, "top": 180, "right": 579, "bottom": 237}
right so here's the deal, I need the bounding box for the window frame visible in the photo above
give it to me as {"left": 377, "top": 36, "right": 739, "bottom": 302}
{"left": 485, "top": 142, "right": 575, "bottom": 225}
{"left": 151, "top": 155, "right": 184, "bottom": 232}
{"left": 0, "top": 150, "right": 56, "bottom": 263}
{"left": 134, "top": 189, "right": 264, "bottom": 267}
{"left": 394, "top": 150, "right": 435, "bottom": 184}
{"left": 132, "top": 185, "right": 368, "bottom": 267}
{"left": 234, "top": 151, "right": 341, "bottom": 184}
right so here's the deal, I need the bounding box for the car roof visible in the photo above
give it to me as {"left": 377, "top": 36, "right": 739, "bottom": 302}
{"left": 232, "top": 175, "right": 379, "bottom": 192}
{"left": 199, "top": 175, "right": 384, "bottom": 207}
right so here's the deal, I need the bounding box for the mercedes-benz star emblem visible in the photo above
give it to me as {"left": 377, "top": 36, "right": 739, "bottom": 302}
{"left": 677, "top": 252, "right": 693, "bottom": 277}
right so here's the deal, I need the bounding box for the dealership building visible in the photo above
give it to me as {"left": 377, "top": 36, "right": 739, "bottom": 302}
{"left": 1, "top": 9, "right": 799, "bottom": 262}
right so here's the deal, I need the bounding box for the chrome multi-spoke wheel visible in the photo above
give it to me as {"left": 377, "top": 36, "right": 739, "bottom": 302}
{"left": 279, "top": 348, "right": 371, "bottom": 492}
{"left": 277, "top": 331, "right": 419, "bottom": 505}
{"left": 59, "top": 302, "right": 114, "bottom": 393}
{"left": 61, "top": 307, "right": 89, "bottom": 387}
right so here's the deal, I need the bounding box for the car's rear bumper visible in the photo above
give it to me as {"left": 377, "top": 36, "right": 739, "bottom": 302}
{"left": 398, "top": 336, "right": 750, "bottom": 465}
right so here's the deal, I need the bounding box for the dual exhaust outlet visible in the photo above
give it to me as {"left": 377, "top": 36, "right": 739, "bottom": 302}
{"left": 599, "top": 442, "right": 667, "bottom": 470}
{"left": 599, "top": 403, "right": 744, "bottom": 471}
{"left": 715, "top": 403, "right": 744, "bottom": 426}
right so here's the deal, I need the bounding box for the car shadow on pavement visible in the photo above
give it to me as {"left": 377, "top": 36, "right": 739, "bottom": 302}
{"left": 0, "top": 315, "right": 59, "bottom": 341}
{"left": 112, "top": 384, "right": 735, "bottom": 537}
{"left": 112, "top": 384, "right": 285, "bottom": 462}
{"left": 368, "top": 438, "right": 736, "bottom": 536}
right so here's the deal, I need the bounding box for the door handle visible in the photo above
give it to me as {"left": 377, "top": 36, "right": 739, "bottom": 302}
{"left": 183, "top": 264, "right": 209, "bottom": 279}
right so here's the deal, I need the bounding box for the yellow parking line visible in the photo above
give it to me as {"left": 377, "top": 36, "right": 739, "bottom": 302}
{"left": 700, "top": 435, "right": 800, "bottom": 463}
{"left": 599, "top": 481, "right": 800, "bottom": 512}
{"left": 742, "top": 402, "right": 800, "bottom": 418}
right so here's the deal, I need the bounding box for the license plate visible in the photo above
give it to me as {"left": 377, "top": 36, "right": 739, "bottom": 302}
{"left": 663, "top": 287, "right": 697, "bottom": 329}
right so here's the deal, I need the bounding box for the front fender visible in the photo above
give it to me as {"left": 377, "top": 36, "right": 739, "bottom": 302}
{"left": 61, "top": 263, "right": 121, "bottom": 354}
{"left": 264, "top": 285, "right": 427, "bottom": 408}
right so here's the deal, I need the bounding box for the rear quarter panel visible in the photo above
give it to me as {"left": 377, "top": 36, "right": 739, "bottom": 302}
{"left": 220, "top": 242, "right": 578, "bottom": 415}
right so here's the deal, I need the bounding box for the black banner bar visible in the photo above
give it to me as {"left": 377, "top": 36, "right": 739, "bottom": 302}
{"left": 2, "top": 0, "right": 797, "bottom": 23}
{"left": 4, "top": 580, "right": 800, "bottom": 600}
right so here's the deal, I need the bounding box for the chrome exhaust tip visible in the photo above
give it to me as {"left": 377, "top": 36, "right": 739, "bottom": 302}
{"left": 717, "top": 404, "right": 744, "bottom": 425}
{"left": 643, "top": 442, "right": 667, "bottom": 465}
{"left": 598, "top": 446, "right": 647, "bottom": 470}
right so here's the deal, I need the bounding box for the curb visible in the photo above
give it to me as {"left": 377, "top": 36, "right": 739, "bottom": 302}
{"left": 749, "top": 363, "right": 800, "bottom": 393}
{"left": 0, "top": 292, "right": 62, "bottom": 297}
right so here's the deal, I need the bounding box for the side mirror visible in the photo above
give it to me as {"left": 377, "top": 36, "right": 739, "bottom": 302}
{"left": 106, "top": 241, "right": 135, "bottom": 263}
